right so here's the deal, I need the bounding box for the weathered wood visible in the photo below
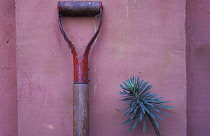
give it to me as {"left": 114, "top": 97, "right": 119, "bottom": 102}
{"left": 73, "top": 84, "right": 89, "bottom": 136}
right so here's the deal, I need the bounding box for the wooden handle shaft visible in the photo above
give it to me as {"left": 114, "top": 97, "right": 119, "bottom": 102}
{"left": 73, "top": 84, "right": 89, "bottom": 136}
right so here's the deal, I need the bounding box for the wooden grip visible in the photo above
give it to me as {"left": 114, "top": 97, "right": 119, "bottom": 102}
{"left": 73, "top": 84, "right": 89, "bottom": 136}
{"left": 58, "top": 1, "right": 101, "bottom": 16}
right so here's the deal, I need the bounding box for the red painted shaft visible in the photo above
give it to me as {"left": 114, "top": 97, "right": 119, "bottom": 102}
{"left": 74, "top": 57, "right": 89, "bottom": 84}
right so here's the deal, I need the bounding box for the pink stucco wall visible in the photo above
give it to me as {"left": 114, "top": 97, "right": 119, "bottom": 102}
{"left": 186, "top": 0, "right": 210, "bottom": 135}
{"left": 0, "top": 0, "right": 18, "bottom": 135}
{"left": 15, "top": 0, "right": 187, "bottom": 136}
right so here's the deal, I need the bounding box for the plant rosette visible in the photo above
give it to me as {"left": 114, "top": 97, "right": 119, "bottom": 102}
{"left": 120, "top": 76, "right": 174, "bottom": 135}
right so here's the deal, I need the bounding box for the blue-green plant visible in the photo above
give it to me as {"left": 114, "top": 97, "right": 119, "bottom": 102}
{"left": 120, "top": 76, "right": 174, "bottom": 135}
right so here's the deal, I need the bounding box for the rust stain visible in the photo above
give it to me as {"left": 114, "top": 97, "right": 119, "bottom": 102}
{"left": 114, "top": 27, "right": 128, "bottom": 60}
{"left": 195, "top": 44, "right": 210, "bottom": 57}
{"left": 194, "top": 44, "right": 210, "bottom": 69}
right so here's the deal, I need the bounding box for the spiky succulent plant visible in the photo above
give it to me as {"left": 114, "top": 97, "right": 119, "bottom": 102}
{"left": 120, "top": 76, "right": 174, "bottom": 135}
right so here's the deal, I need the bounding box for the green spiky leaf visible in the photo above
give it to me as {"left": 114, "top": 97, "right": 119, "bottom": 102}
{"left": 120, "top": 76, "right": 174, "bottom": 134}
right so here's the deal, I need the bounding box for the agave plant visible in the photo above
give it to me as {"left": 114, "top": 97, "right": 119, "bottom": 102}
{"left": 120, "top": 76, "right": 174, "bottom": 136}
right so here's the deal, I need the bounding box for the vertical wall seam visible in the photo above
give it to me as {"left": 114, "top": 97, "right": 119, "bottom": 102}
{"left": 15, "top": 0, "right": 18, "bottom": 135}
{"left": 185, "top": 0, "right": 189, "bottom": 135}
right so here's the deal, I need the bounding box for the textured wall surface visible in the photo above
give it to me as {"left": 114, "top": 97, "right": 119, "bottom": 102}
{"left": 0, "top": 0, "right": 18, "bottom": 135}
{"left": 186, "top": 0, "right": 210, "bottom": 136}
{"left": 16, "top": 0, "right": 186, "bottom": 136}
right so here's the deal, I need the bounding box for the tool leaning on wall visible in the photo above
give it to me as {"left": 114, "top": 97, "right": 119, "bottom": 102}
{"left": 57, "top": 1, "right": 103, "bottom": 136}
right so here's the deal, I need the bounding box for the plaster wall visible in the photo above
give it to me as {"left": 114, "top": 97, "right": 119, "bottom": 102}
{"left": 16, "top": 0, "right": 186, "bottom": 136}
{"left": 0, "top": 0, "right": 18, "bottom": 135}
{"left": 186, "top": 0, "right": 210, "bottom": 135}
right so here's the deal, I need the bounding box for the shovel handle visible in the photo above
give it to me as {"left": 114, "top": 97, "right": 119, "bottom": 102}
{"left": 58, "top": 1, "right": 103, "bottom": 84}
{"left": 73, "top": 84, "right": 89, "bottom": 136}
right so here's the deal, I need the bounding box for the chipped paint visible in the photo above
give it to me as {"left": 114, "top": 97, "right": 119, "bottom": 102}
{"left": 43, "top": 124, "right": 54, "bottom": 130}
{"left": 94, "top": 58, "right": 97, "bottom": 72}
{"left": 126, "top": 0, "right": 129, "bottom": 18}
{"left": 94, "top": 84, "right": 97, "bottom": 94}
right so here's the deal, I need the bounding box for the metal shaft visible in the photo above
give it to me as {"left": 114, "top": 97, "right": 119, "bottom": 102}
{"left": 73, "top": 84, "right": 89, "bottom": 136}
